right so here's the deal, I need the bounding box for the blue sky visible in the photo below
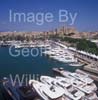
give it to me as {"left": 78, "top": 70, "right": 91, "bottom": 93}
{"left": 0, "top": 0, "right": 98, "bottom": 32}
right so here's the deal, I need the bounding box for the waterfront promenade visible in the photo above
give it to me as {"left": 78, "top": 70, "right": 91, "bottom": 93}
{"left": 68, "top": 47, "right": 98, "bottom": 72}
{"left": 52, "top": 41, "right": 98, "bottom": 81}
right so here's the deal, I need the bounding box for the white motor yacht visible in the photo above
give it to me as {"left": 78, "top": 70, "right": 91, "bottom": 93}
{"left": 69, "top": 77, "right": 97, "bottom": 94}
{"left": 69, "top": 72, "right": 94, "bottom": 84}
{"left": 29, "top": 80, "right": 65, "bottom": 100}
{"left": 52, "top": 68, "right": 97, "bottom": 94}
{"left": 54, "top": 68, "right": 93, "bottom": 84}
{"left": 40, "top": 76, "right": 85, "bottom": 100}
{"left": 43, "top": 46, "right": 77, "bottom": 64}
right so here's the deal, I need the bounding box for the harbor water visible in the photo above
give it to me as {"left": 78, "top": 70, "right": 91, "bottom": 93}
{"left": 0, "top": 47, "right": 82, "bottom": 99}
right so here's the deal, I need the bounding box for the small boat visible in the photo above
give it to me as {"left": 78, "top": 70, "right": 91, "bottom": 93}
{"left": 29, "top": 80, "right": 65, "bottom": 100}
{"left": 69, "top": 62, "right": 84, "bottom": 67}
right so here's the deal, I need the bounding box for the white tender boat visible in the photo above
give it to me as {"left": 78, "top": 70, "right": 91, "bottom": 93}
{"left": 69, "top": 62, "right": 84, "bottom": 67}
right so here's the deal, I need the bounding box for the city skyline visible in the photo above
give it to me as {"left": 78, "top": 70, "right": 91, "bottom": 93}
{"left": 0, "top": 0, "right": 98, "bottom": 32}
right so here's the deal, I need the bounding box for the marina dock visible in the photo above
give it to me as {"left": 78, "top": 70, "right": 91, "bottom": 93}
{"left": 74, "top": 54, "right": 90, "bottom": 65}
{"left": 68, "top": 47, "right": 98, "bottom": 74}
{"left": 53, "top": 67, "right": 98, "bottom": 82}
{"left": 76, "top": 69, "right": 98, "bottom": 82}
{"left": 83, "top": 62, "right": 98, "bottom": 74}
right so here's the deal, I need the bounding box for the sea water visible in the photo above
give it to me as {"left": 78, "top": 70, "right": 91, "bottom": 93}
{"left": 0, "top": 47, "right": 77, "bottom": 99}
